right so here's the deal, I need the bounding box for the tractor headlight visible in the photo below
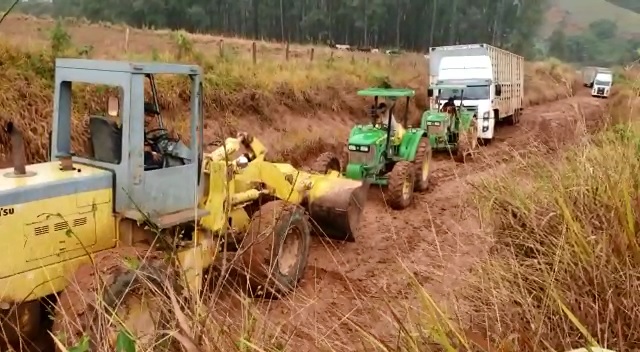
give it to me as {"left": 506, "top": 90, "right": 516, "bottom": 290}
{"left": 427, "top": 121, "right": 441, "bottom": 126}
{"left": 348, "top": 145, "right": 369, "bottom": 152}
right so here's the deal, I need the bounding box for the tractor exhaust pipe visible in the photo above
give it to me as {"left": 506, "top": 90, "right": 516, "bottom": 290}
{"left": 6, "top": 122, "right": 26, "bottom": 175}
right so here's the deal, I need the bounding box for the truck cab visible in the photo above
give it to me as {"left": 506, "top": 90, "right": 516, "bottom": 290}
{"left": 427, "top": 44, "right": 524, "bottom": 143}
{"left": 592, "top": 71, "right": 613, "bottom": 98}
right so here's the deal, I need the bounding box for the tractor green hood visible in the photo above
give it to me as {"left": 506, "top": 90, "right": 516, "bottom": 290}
{"left": 423, "top": 110, "right": 448, "bottom": 122}
{"left": 348, "top": 126, "right": 386, "bottom": 145}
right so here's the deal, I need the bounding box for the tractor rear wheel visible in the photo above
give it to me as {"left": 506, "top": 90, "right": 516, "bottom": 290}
{"left": 52, "top": 247, "right": 177, "bottom": 351}
{"left": 311, "top": 152, "right": 342, "bottom": 174}
{"left": 387, "top": 161, "right": 415, "bottom": 210}
{"left": 413, "top": 137, "right": 432, "bottom": 192}
{"left": 239, "top": 200, "right": 311, "bottom": 297}
{"left": 454, "top": 120, "right": 479, "bottom": 163}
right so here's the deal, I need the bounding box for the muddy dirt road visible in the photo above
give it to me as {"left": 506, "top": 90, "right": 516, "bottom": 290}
{"left": 243, "top": 94, "right": 607, "bottom": 350}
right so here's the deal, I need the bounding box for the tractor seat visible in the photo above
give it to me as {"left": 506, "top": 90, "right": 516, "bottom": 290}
{"left": 89, "top": 115, "right": 122, "bottom": 164}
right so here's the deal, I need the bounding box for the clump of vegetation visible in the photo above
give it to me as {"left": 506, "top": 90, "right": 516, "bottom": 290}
{"left": 463, "top": 76, "right": 640, "bottom": 350}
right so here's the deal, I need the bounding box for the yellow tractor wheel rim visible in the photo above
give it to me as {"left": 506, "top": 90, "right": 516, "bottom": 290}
{"left": 115, "top": 293, "right": 161, "bottom": 347}
{"left": 421, "top": 156, "right": 430, "bottom": 180}
{"left": 402, "top": 180, "right": 411, "bottom": 199}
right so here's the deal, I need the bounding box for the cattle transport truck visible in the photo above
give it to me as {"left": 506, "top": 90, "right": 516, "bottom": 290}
{"left": 428, "top": 43, "right": 524, "bottom": 143}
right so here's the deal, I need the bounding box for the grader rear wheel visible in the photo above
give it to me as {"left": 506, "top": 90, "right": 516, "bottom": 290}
{"left": 387, "top": 161, "right": 415, "bottom": 210}
{"left": 311, "top": 152, "right": 342, "bottom": 174}
{"left": 239, "top": 200, "right": 311, "bottom": 297}
{"left": 0, "top": 301, "right": 41, "bottom": 349}
{"left": 413, "top": 137, "right": 432, "bottom": 192}
{"left": 52, "top": 247, "right": 176, "bottom": 351}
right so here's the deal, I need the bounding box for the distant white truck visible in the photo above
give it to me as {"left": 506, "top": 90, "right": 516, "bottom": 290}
{"left": 581, "top": 66, "right": 611, "bottom": 88}
{"left": 428, "top": 43, "right": 524, "bottom": 143}
{"left": 591, "top": 70, "right": 613, "bottom": 98}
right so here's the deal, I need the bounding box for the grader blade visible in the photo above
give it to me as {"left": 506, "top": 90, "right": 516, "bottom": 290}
{"left": 306, "top": 176, "right": 370, "bottom": 242}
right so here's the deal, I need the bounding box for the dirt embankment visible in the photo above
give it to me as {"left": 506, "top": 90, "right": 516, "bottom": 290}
{"left": 0, "top": 39, "right": 580, "bottom": 169}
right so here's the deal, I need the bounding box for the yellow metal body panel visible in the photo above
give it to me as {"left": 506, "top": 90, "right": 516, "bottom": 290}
{"left": 0, "top": 162, "right": 117, "bottom": 303}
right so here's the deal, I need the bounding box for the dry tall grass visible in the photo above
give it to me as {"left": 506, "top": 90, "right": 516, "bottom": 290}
{"left": 461, "top": 70, "right": 640, "bottom": 351}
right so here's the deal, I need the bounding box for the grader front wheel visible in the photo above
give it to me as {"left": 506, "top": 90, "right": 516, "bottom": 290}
{"left": 239, "top": 200, "right": 311, "bottom": 297}
{"left": 52, "top": 247, "right": 176, "bottom": 351}
{"left": 387, "top": 161, "right": 415, "bottom": 210}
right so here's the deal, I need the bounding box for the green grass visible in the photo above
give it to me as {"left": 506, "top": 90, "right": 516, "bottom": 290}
{"left": 547, "top": 0, "right": 640, "bottom": 35}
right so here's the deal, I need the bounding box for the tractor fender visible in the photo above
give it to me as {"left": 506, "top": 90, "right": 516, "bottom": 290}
{"left": 398, "top": 129, "right": 427, "bottom": 161}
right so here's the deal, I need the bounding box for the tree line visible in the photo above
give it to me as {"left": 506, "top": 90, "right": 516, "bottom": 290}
{"left": 547, "top": 19, "right": 640, "bottom": 66}
{"left": 8, "top": 0, "right": 548, "bottom": 57}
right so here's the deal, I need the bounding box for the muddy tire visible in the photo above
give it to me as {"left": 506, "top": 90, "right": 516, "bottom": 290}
{"left": 239, "top": 200, "right": 311, "bottom": 297}
{"left": 387, "top": 161, "right": 415, "bottom": 210}
{"left": 311, "top": 152, "right": 342, "bottom": 174}
{"left": 52, "top": 247, "right": 177, "bottom": 351}
{"left": 412, "top": 137, "right": 432, "bottom": 192}
{"left": 0, "top": 301, "right": 41, "bottom": 349}
{"left": 454, "top": 120, "right": 478, "bottom": 163}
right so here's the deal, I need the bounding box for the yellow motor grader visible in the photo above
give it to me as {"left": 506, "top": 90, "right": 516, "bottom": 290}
{"left": 0, "top": 59, "right": 368, "bottom": 350}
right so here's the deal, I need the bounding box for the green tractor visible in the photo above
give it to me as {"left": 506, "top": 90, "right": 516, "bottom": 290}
{"left": 312, "top": 87, "right": 432, "bottom": 210}
{"left": 420, "top": 84, "right": 479, "bottom": 163}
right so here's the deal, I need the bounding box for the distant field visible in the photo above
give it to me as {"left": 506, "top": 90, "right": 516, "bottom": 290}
{"left": 544, "top": 0, "right": 640, "bottom": 36}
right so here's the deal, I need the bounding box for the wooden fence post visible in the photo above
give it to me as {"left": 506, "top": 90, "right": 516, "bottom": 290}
{"left": 285, "top": 42, "right": 290, "bottom": 61}
{"left": 218, "top": 39, "right": 224, "bottom": 58}
{"left": 309, "top": 48, "right": 314, "bottom": 62}
{"left": 124, "top": 27, "right": 130, "bottom": 53}
{"left": 252, "top": 42, "right": 257, "bottom": 64}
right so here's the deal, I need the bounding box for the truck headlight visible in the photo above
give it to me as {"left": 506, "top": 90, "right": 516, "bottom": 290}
{"left": 482, "top": 120, "right": 489, "bottom": 126}
{"left": 483, "top": 111, "right": 489, "bottom": 118}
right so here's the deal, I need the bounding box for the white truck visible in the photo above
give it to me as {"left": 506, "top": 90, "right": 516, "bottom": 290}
{"left": 581, "top": 66, "right": 611, "bottom": 88}
{"left": 591, "top": 70, "right": 613, "bottom": 98}
{"left": 427, "top": 43, "right": 524, "bottom": 143}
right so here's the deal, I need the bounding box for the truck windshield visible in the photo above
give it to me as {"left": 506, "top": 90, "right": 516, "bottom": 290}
{"left": 594, "top": 79, "right": 611, "bottom": 86}
{"left": 438, "top": 86, "right": 489, "bottom": 100}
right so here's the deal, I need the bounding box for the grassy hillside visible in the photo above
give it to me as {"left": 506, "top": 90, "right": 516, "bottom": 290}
{"left": 545, "top": 0, "right": 640, "bottom": 36}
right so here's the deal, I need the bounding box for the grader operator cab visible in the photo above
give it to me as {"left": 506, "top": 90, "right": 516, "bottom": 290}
{"left": 0, "top": 59, "right": 369, "bottom": 350}
{"left": 312, "top": 87, "right": 432, "bottom": 210}
{"left": 421, "top": 84, "right": 479, "bottom": 163}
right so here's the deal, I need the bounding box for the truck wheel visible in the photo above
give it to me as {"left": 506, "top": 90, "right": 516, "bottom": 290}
{"left": 454, "top": 120, "right": 478, "bottom": 163}
{"left": 239, "top": 200, "right": 311, "bottom": 297}
{"left": 52, "top": 247, "right": 176, "bottom": 351}
{"left": 505, "top": 109, "right": 520, "bottom": 125}
{"left": 413, "top": 137, "right": 432, "bottom": 192}
{"left": 311, "top": 152, "right": 342, "bottom": 174}
{"left": 387, "top": 161, "right": 415, "bottom": 210}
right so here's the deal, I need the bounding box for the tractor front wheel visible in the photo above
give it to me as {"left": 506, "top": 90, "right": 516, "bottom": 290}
{"left": 454, "top": 120, "right": 479, "bottom": 163}
{"left": 239, "top": 200, "right": 311, "bottom": 297}
{"left": 311, "top": 152, "right": 342, "bottom": 174}
{"left": 413, "top": 137, "right": 432, "bottom": 192}
{"left": 387, "top": 161, "right": 415, "bottom": 210}
{"left": 52, "top": 247, "right": 176, "bottom": 351}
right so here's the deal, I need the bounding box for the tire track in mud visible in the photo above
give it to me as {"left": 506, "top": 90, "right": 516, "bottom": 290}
{"left": 254, "top": 94, "right": 609, "bottom": 350}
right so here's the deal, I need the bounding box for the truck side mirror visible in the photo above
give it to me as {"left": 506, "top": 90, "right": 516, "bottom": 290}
{"left": 495, "top": 84, "right": 502, "bottom": 96}
{"left": 427, "top": 88, "right": 433, "bottom": 97}
{"left": 107, "top": 96, "right": 119, "bottom": 117}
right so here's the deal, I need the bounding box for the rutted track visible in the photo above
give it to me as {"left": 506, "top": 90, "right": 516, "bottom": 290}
{"left": 247, "top": 94, "right": 608, "bottom": 350}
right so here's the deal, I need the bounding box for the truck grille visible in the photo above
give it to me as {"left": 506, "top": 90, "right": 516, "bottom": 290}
{"left": 597, "top": 87, "right": 605, "bottom": 95}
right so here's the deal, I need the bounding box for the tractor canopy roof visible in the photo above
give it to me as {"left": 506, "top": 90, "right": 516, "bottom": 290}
{"left": 357, "top": 87, "right": 415, "bottom": 98}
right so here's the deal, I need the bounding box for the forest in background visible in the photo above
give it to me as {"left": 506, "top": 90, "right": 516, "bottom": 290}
{"left": 2, "top": 0, "right": 639, "bottom": 65}
{"left": 4, "top": 0, "right": 546, "bottom": 57}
